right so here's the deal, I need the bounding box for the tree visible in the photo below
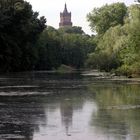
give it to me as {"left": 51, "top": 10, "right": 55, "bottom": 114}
{"left": 87, "top": 3, "right": 127, "bottom": 34}
{"left": 35, "top": 27, "right": 62, "bottom": 70}
{"left": 0, "top": 0, "right": 46, "bottom": 72}
{"left": 86, "top": 3, "right": 140, "bottom": 76}
{"left": 117, "top": 5, "right": 140, "bottom": 75}
{"left": 60, "top": 33, "right": 95, "bottom": 69}
{"left": 58, "top": 26, "right": 84, "bottom": 34}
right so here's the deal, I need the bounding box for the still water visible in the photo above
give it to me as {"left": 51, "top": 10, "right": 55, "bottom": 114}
{"left": 0, "top": 72, "right": 140, "bottom": 140}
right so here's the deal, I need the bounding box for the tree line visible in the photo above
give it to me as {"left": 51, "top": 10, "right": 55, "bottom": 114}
{"left": 86, "top": 2, "right": 140, "bottom": 77}
{"left": 0, "top": 0, "right": 95, "bottom": 72}
{"left": 0, "top": 0, "right": 140, "bottom": 77}
{"left": 36, "top": 26, "right": 95, "bottom": 70}
{"left": 0, "top": 0, "right": 46, "bottom": 72}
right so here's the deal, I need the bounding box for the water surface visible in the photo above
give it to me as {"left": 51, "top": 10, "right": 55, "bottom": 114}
{"left": 0, "top": 72, "right": 140, "bottom": 140}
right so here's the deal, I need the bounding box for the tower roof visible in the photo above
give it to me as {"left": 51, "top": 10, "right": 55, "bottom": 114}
{"left": 59, "top": 3, "right": 73, "bottom": 28}
{"left": 63, "top": 3, "right": 68, "bottom": 13}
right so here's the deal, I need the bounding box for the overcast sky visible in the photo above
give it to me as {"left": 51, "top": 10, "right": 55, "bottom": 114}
{"left": 26, "top": 0, "right": 135, "bottom": 34}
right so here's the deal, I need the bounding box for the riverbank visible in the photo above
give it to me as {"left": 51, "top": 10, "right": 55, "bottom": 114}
{"left": 1, "top": 69, "right": 140, "bottom": 83}
{"left": 82, "top": 70, "right": 140, "bottom": 83}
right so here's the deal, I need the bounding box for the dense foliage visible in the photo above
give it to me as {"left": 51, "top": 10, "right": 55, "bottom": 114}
{"left": 87, "top": 3, "right": 140, "bottom": 77}
{"left": 87, "top": 3, "right": 127, "bottom": 34}
{"left": 1, "top": 1, "right": 139, "bottom": 77}
{"left": 36, "top": 26, "right": 95, "bottom": 70}
{"left": 0, "top": 0, "right": 46, "bottom": 72}
{"left": 0, "top": 0, "right": 95, "bottom": 72}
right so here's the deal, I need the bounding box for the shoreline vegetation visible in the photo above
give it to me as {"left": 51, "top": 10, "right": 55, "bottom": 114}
{"left": 56, "top": 64, "right": 76, "bottom": 73}
{"left": 0, "top": 69, "right": 140, "bottom": 85}
{"left": 0, "top": 1, "right": 140, "bottom": 77}
{"left": 82, "top": 70, "right": 140, "bottom": 83}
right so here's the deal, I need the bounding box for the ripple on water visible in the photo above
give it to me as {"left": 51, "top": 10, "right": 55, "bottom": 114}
{"left": 107, "top": 105, "right": 140, "bottom": 110}
{"left": 0, "top": 91, "right": 52, "bottom": 96}
{"left": 0, "top": 134, "right": 25, "bottom": 139}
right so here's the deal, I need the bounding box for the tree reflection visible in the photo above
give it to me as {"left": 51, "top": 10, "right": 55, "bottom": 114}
{"left": 88, "top": 83, "right": 140, "bottom": 140}
{"left": 0, "top": 97, "right": 47, "bottom": 140}
{"left": 60, "top": 99, "right": 73, "bottom": 136}
{"left": 58, "top": 89, "right": 86, "bottom": 136}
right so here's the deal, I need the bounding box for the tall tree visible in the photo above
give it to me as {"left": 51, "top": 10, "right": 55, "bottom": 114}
{"left": 36, "top": 26, "right": 62, "bottom": 70}
{"left": 86, "top": 3, "right": 140, "bottom": 76}
{"left": 87, "top": 3, "right": 127, "bottom": 34}
{"left": 0, "top": 0, "right": 46, "bottom": 72}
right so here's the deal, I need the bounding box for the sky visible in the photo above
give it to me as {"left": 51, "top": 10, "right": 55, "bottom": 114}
{"left": 26, "top": 0, "right": 135, "bottom": 35}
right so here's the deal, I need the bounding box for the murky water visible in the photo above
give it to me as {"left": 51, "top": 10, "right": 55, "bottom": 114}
{"left": 0, "top": 72, "right": 140, "bottom": 140}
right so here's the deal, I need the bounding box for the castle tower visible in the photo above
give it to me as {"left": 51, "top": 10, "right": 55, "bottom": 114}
{"left": 59, "top": 3, "right": 73, "bottom": 28}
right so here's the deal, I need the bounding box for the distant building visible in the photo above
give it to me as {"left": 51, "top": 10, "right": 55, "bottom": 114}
{"left": 59, "top": 3, "right": 73, "bottom": 28}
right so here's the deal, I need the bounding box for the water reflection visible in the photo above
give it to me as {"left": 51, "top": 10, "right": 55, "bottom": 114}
{"left": 88, "top": 83, "right": 140, "bottom": 140}
{"left": 0, "top": 98, "right": 47, "bottom": 140}
{"left": 0, "top": 72, "right": 139, "bottom": 140}
{"left": 60, "top": 98, "right": 73, "bottom": 136}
